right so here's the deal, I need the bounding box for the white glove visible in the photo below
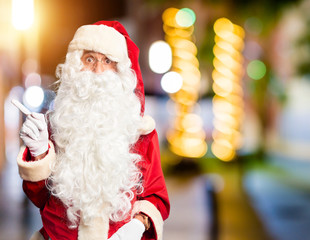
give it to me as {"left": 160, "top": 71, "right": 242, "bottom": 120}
{"left": 20, "top": 113, "right": 49, "bottom": 157}
{"left": 108, "top": 219, "right": 145, "bottom": 240}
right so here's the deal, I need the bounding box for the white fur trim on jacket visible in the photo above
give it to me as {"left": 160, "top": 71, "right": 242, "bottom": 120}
{"left": 17, "top": 141, "right": 56, "bottom": 182}
{"left": 131, "top": 200, "right": 164, "bottom": 240}
{"left": 140, "top": 115, "right": 156, "bottom": 135}
{"left": 78, "top": 215, "right": 109, "bottom": 240}
{"left": 30, "top": 231, "right": 45, "bottom": 240}
{"left": 68, "top": 24, "right": 129, "bottom": 63}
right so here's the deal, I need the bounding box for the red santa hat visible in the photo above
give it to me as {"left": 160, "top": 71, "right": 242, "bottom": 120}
{"left": 68, "top": 21, "right": 155, "bottom": 134}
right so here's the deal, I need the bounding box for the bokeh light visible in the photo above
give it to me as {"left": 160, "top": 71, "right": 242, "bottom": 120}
{"left": 211, "top": 139, "right": 236, "bottom": 161}
{"left": 175, "top": 8, "right": 196, "bottom": 28}
{"left": 161, "top": 71, "right": 183, "bottom": 93}
{"left": 23, "top": 86, "right": 44, "bottom": 109}
{"left": 212, "top": 18, "right": 245, "bottom": 161}
{"left": 244, "top": 17, "right": 263, "bottom": 35}
{"left": 214, "top": 18, "right": 234, "bottom": 35}
{"left": 149, "top": 41, "right": 172, "bottom": 74}
{"left": 12, "top": 0, "right": 34, "bottom": 30}
{"left": 163, "top": 7, "right": 206, "bottom": 158}
{"left": 243, "top": 41, "right": 263, "bottom": 60}
{"left": 247, "top": 60, "right": 267, "bottom": 80}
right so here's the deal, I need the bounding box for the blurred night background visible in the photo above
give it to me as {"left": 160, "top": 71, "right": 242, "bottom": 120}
{"left": 1, "top": 0, "right": 310, "bottom": 239}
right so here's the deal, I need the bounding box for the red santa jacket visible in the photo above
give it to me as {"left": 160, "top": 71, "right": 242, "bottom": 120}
{"left": 17, "top": 129, "right": 170, "bottom": 240}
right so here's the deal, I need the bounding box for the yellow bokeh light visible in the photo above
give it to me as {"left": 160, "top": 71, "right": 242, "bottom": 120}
{"left": 173, "top": 59, "right": 200, "bottom": 73}
{"left": 212, "top": 83, "right": 233, "bottom": 97}
{"left": 181, "top": 113, "right": 203, "bottom": 133}
{"left": 163, "top": 25, "right": 177, "bottom": 37}
{"left": 212, "top": 129, "right": 243, "bottom": 149}
{"left": 213, "top": 58, "right": 242, "bottom": 77}
{"left": 212, "top": 17, "right": 245, "bottom": 161}
{"left": 164, "top": 26, "right": 194, "bottom": 38}
{"left": 233, "top": 24, "right": 245, "bottom": 39}
{"left": 212, "top": 68, "right": 239, "bottom": 82}
{"left": 212, "top": 77, "right": 243, "bottom": 97}
{"left": 213, "top": 113, "right": 238, "bottom": 129}
{"left": 213, "top": 64, "right": 236, "bottom": 79}
{"left": 215, "top": 33, "right": 244, "bottom": 50}
{"left": 172, "top": 87, "right": 199, "bottom": 106}
{"left": 174, "top": 48, "right": 196, "bottom": 62}
{"left": 213, "top": 98, "right": 235, "bottom": 112}
{"left": 214, "top": 54, "right": 242, "bottom": 72}
{"left": 213, "top": 121, "right": 237, "bottom": 137}
{"left": 180, "top": 72, "right": 201, "bottom": 88}
{"left": 213, "top": 77, "right": 233, "bottom": 92}
{"left": 163, "top": 7, "right": 205, "bottom": 159}
{"left": 214, "top": 18, "right": 234, "bottom": 35}
{"left": 167, "top": 130, "right": 207, "bottom": 158}
{"left": 214, "top": 41, "right": 236, "bottom": 55}
{"left": 162, "top": 8, "right": 178, "bottom": 27}
{"left": 172, "top": 38, "right": 197, "bottom": 55}
{"left": 175, "top": 27, "right": 195, "bottom": 38}
{"left": 211, "top": 140, "right": 236, "bottom": 161}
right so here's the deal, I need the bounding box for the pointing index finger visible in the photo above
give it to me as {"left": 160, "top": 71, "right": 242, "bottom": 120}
{"left": 11, "top": 99, "right": 31, "bottom": 115}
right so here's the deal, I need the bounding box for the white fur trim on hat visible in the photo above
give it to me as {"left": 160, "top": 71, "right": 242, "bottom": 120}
{"left": 17, "top": 141, "right": 56, "bottom": 182}
{"left": 140, "top": 115, "right": 156, "bottom": 135}
{"left": 68, "top": 24, "right": 129, "bottom": 63}
{"left": 131, "top": 200, "right": 164, "bottom": 240}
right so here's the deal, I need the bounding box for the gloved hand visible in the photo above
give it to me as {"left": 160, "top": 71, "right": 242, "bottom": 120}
{"left": 20, "top": 112, "right": 49, "bottom": 157}
{"left": 108, "top": 219, "right": 145, "bottom": 240}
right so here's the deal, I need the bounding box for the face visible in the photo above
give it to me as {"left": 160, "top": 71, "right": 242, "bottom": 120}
{"left": 81, "top": 51, "right": 117, "bottom": 73}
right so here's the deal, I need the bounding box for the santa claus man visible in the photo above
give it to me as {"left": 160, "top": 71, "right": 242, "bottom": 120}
{"left": 16, "top": 21, "right": 170, "bottom": 240}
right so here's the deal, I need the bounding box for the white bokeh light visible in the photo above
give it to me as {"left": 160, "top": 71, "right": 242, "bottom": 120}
{"left": 12, "top": 0, "right": 34, "bottom": 30}
{"left": 161, "top": 71, "right": 183, "bottom": 93}
{"left": 23, "top": 86, "right": 44, "bottom": 108}
{"left": 149, "top": 41, "right": 172, "bottom": 74}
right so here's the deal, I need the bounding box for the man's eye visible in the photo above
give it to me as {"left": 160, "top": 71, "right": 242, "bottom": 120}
{"left": 105, "top": 58, "right": 111, "bottom": 64}
{"left": 86, "top": 57, "right": 94, "bottom": 63}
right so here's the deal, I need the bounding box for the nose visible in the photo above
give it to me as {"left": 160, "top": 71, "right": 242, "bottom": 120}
{"left": 93, "top": 62, "right": 105, "bottom": 74}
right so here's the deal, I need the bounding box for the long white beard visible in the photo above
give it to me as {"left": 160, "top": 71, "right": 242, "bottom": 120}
{"left": 48, "top": 55, "right": 143, "bottom": 227}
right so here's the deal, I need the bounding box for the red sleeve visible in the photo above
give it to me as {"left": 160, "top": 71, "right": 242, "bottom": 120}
{"left": 21, "top": 147, "right": 50, "bottom": 209}
{"left": 23, "top": 180, "right": 49, "bottom": 209}
{"left": 138, "top": 130, "right": 170, "bottom": 221}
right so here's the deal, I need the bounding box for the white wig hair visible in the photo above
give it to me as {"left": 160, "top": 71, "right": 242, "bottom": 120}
{"left": 48, "top": 50, "right": 143, "bottom": 228}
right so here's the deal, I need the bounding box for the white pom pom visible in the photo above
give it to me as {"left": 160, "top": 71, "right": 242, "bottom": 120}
{"left": 139, "top": 115, "right": 155, "bottom": 135}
